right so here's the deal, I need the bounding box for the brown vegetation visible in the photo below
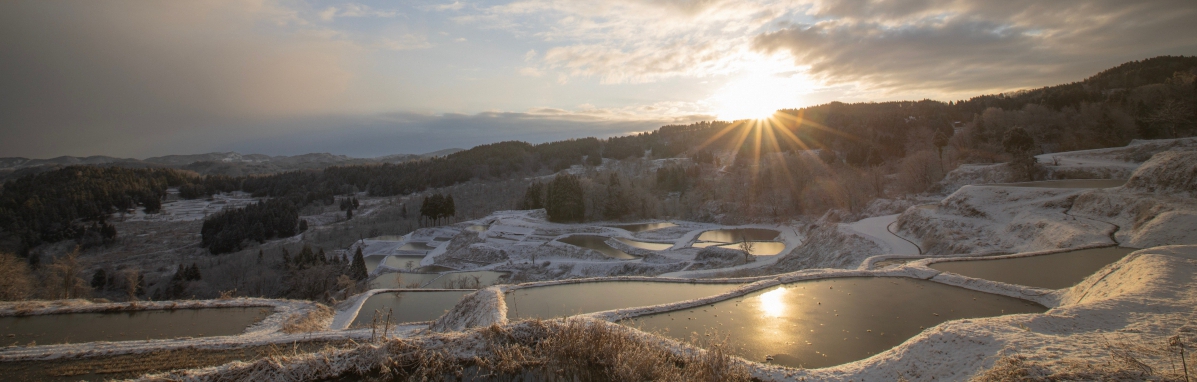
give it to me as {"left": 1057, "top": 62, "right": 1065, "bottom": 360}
{"left": 281, "top": 304, "right": 334, "bottom": 334}
{"left": 150, "top": 318, "right": 752, "bottom": 381}
{"left": 0, "top": 251, "right": 34, "bottom": 300}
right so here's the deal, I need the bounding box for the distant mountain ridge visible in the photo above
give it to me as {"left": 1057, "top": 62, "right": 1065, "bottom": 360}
{"left": 0, "top": 148, "right": 465, "bottom": 178}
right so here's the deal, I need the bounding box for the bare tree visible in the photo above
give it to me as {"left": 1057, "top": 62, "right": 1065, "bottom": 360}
{"left": 45, "top": 246, "right": 90, "bottom": 299}
{"left": 0, "top": 252, "right": 34, "bottom": 301}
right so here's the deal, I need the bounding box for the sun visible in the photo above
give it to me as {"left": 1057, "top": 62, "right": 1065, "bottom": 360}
{"left": 710, "top": 71, "right": 805, "bottom": 121}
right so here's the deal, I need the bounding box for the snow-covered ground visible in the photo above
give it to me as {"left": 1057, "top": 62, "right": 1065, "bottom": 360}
{"left": 121, "top": 191, "right": 261, "bottom": 222}
{"left": 15, "top": 138, "right": 1197, "bottom": 381}
{"left": 845, "top": 214, "right": 921, "bottom": 255}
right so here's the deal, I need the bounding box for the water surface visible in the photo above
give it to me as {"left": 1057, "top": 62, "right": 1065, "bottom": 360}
{"left": 423, "top": 271, "right": 509, "bottom": 289}
{"left": 983, "top": 179, "right": 1127, "bottom": 189}
{"left": 350, "top": 291, "right": 470, "bottom": 327}
{"left": 506, "top": 282, "right": 741, "bottom": 320}
{"left": 398, "top": 242, "right": 437, "bottom": 251}
{"left": 365, "top": 255, "right": 385, "bottom": 273}
{"left": 557, "top": 235, "right": 636, "bottom": 259}
{"left": 614, "top": 237, "right": 673, "bottom": 251}
{"left": 385, "top": 255, "right": 427, "bottom": 270}
{"left": 930, "top": 247, "right": 1135, "bottom": 289}
{"left": 369, "top": 272, "right": 443, "bottom": 289}
{"left": 1, "top": 307, "right": 272, "bottom": 345}
{"left": 626, "top": 277, "right": 1044, "bottom": 369}
{"left": 697, "top": 228, "right": 779, "bottom": 243}
{"left": 608, "top": 222, "right": 678, "bottom": 233}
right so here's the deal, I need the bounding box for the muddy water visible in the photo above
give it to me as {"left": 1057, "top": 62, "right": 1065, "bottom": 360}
{"left": 424, "top": 271, "right": 509, "bottom": 289}
{"left": 385, "top": 255, "right": 427, "bottom": 270}
{"left": 697, "top": 228, "right": 779, "bottom": 243}
{"left": 930, "top": 246, "right": 1136, "bottom": 289}
{"left": 399, "top": 242, "right": 438, "bottom": 251}
{"left": 556, "top": 235, "right": 636, "bottom": 259}
{"left": 1, "top": 307, "right": 273, "bottom": 346}
{"left": 466, "top": 225, "right": 488, "bottom": 232}
{"left": 365, "top": 255, "right": 385, "bottom": 273}
{"left": 614, "top": 237, "right": 673, "bottom": 251}
{"left": 716, "top": 241, "right": 786, "bottom": 256}
{"left": 369, "top": 272, "right": 444, "bottom": 289}
{"left": 505, "top": 282, "right": 742, "bottom": 320}
{"left": 608, "top": 222, "right": 678, "bottom": 233}
{"left": 690, "top": 241, "right": 785, "bottom": 255}
{"left": 350, "top": 291, "right": 471, "bottom": 327}
{"left": 984, "top": 179, "right": 1127, "bottom": 189}
{"left": 626, "top": 277, "right": 1044, "bottom": 369}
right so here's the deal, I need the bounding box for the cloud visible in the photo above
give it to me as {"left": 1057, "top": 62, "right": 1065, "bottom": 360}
{"left": 319, "top": 3, "right": 399, "bottom": 21}
{"left": 219, "top": 110, "right": 713, "bottom": 158}
{"left": 754, "top": 0, "right": 1197, "bottom": 95}
{"left": 463, "top": 0, "right": 799, "bottom": 83}
{"left": 0, "top": 0, "right": 373, "bottom": 158}
{"left": 375, "top": 34, "right": 432, "bottom": 50}
{"left": 457, "top": 0, "right": 1197, "bottom": 96}
{"left": 432, "top": 2, "right": 465, "bottom": 12}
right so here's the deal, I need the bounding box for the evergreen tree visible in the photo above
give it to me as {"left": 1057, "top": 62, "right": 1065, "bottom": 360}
{"left": 1003, "top": 126, "right": 1038, "bottom": 181}
{"left": 521, "top": 181, "right": 544, "bottom": 210}
{"left": 545, "top": 174, "right": 585, "bottom": 222}
{"left": 349, "top": 246, "right": 368, "bottom": 281}
{"left": 603, "top": 173, "right": 628, "bottom": 220}
{"left": 91, "top": 269, "right": 107, "bottom": 290}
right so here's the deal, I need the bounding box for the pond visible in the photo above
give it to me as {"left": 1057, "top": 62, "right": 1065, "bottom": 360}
{"left": 607, "top": 222, "right": 678, "bottom": 233}
{"left": 625, "top": 277, "right": 1045, "bottom": 369}
{"left": 983, "top": 179, "right": 1127, "bottom": 189}
{"left": 929, "top": 246, "right": 1136, "bottom": 289}
{"left": 398, "top": 242, "right": 438, "bottom": 251}
{"left": 556, "top": 235, "right": 636, "bottom": 260}
{"left": 368, "top": 235, "right": 408, "bottom": 241}
{"left": 466, "top": 225, "right": 488, "bottom": 233}
{"left": 1, "top": 307, "right": 273, "bottom": 346}
{"left": 690, "top": 241, "right": 786, "bottom": 256}
{"left": 697, "top": 228, "right": 780, "bottom": 243}
{"left": 365, "top": 255, "right": 385, "bottom": 273}
{"left": 369, "top": 272, "right": 444, "bottom": 289}
{"left": 385, "top": 255, "right": 427, "bottom": 270}
{"left": 614, "top": 237, "right": 673, "bottom": 251}
{"left": 423, "top": 271, "right": 509, "bottom": 289}
{"left": 349, "top": 291, "right": 471, "bottom": 327}
{"left": 505, "top": 282, "right": 742, "bottom": 320}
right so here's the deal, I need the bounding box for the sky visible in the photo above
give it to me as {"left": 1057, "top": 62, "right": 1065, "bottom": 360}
{"left": 2, "top": 0, "right": 1196, "bottom": 159}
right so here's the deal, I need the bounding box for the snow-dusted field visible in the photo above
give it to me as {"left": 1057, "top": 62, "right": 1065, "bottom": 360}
{"left": 12, "top": 139, "right": 1197, "bottom": 381}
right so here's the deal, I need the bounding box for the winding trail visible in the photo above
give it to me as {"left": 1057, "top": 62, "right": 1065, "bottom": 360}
{"left": 845, "top": 214, "right": 921, "bottom": 255}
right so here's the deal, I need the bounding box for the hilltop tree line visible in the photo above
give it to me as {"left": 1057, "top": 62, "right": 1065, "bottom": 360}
{"left": 200, "top": 198, "right": 305, "bottom": 254}
{"left": 4, "top": 56, "right": 1196, "bottom": 256}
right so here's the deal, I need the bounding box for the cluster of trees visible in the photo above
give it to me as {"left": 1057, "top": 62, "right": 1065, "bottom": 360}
{"left": 0, "top": 166, "right": 200, "bottom": 254}
{"left": 156, "top": 263, "right": 202, "bottom": 300}
{"left": 419, "top": 193, "right": 456, "bottom": 225}
{"left": 340, "top": 196, "right": 360, "bottom": 220}
{"left": 200, "top": 199, "right": 302, "bottom": 254}
{"left": 541, "top": 174, "right": 585, "bottom": 222}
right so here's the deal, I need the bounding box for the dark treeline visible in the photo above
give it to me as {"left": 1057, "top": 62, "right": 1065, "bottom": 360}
{"left": 4, "top": 56, "right": 1196, "bottom": 255}
{"left": 0, "top": 166, "right": 200, "bottom": 254}
{"left": 419, "top": 193, "right": 456, "bottom": 225}
{"left": 200, "top": 199, "right": 304, "bottom": 254}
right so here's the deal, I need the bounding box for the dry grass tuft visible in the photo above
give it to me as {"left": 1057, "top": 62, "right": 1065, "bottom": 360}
{"left": 281, "top": 304, "right": 334, "bottom": 334}
{"left": 151, "top": 317, "right": 753, "bottom": 381}
{"left": 972, "top": 335, "right": 1196, "bottom": 382}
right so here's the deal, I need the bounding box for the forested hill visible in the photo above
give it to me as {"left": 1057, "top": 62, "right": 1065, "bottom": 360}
{"left": 2, "top": 56, "right": 1195, "bottom": 255}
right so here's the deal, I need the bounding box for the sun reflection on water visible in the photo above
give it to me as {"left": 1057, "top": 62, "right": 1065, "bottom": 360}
{"left": 758, "top": 287, "right": 789, "bottom": 318}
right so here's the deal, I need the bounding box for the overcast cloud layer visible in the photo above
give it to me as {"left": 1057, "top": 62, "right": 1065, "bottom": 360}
{"left": 1, "top": 0, "right": 1195, "bottom": 158}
